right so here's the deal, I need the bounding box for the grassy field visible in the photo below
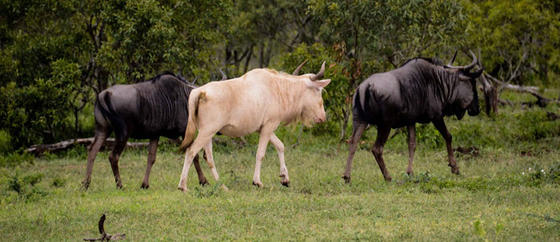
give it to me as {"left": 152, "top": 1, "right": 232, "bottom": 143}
{"left": 1, "top": 93, "right": 559, "bottom": 241}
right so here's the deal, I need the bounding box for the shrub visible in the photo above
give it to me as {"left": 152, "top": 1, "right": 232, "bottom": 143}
{"left": 516, "top": 110, "right": 560, "bottom": 141}
{"left": 0, "top": 152, "right": 34, "bottom": 167}
{"left": 6, "top": 173, "right": 47, "bottom": 202}
{"left": 0, "top": 130, "right": 12, "bottom": 153}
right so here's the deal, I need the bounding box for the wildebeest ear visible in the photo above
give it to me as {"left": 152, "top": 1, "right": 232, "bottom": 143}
{"left": 459, "top": 69, "right": 483, "bottom": 81}
{"left": 467, "top": 69, "right": 483, "bottom": 79}
{"left": 312, "top": 79, "right": 331, "bottom": 88}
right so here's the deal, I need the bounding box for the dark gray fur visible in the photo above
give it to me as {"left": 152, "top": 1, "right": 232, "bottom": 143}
{"left": 343, "top": 57, "right": 482, "bottom": 183}
{"left": 82, "top": 72, "right": 209, "bottom": 189}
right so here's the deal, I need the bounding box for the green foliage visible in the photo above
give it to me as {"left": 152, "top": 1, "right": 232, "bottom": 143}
{"left": 516, "top": 109, "right": 560, "bottom": 141}
{"left": 0, "top": 152, "right": 34, "bottom": 167}
{"left": 416, "top": 124, "right": 444, "bottom": 149}
{"left": 51, "top": 177, "right": 66, "bottom": 188}
{"left": 1, "top": 0, "right": 559, "bottom": 151}
{"left": 464, "top": 0, "right": 560, "bottom": 86}
{"left": 0, "top": 130, "right": 11, "bottom": 154}
{"left": 5, "top": 172, "right": 47, "bottom": 203}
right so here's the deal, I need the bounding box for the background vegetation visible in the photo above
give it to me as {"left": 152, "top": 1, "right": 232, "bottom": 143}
{"left": 1, "top": 1, "right": 559, "bottom": 240}
{"left": 1, "top": 0, "right": 559, "bottom": 151}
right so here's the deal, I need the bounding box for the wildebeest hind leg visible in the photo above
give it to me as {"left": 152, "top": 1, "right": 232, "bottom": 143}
{"left": 109, "top": 136, "right": 128, "bottom": 189}
{"left": 372, "top": 126, "right": 392, "bottom": 181}
{"left": 406, "top": 125, "right": 416, "bottom": 176}
{"left": 141, "top": 137, "right": 159, "bottom": 189}
{"left": 343, "top": 122, "right": 367, "bottom": 183}
{"left": 178, "top": 133, "right": 214, "bottom": 192}
{"left": 433, "top": 119, "right": 459, "bottom": 175}
{"left": 82, "top": 128, "right": 109, "bottom": 190}
{"left": 193, "top": 154, "right": 209, "bottom": 186}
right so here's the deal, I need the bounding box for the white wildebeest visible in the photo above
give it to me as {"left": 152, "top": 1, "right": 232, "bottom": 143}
{"left": 177, "top": 62, "right": 331, "bottom": 191}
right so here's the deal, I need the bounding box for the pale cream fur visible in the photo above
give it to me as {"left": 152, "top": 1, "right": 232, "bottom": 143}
{"left": 178, "top": 68, "right": 331, "bottom": 191}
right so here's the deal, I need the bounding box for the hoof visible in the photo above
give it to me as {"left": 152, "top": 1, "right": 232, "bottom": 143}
{"left": 252, "top": 181, "right": 263, "bottom": 188}
{"left": 81, "top": 180, "right": 90, "bottom": 190}
{"left": 140, "top": 183, "right": 149, "bottom": 189}
{"left": 342, "top": 175, "right": 351, "bottom": 184}
{"left": 199, "top": 179, "right": 209, "bottom": 186}
{"left": 406, "top": 171, "right": 414, "bottom": 176}
{"left": 177, "top": 186, "right": 187, "bottom": 192}
{"left": 452, "top": 168, "right": 460, "bottom": 175}
{"left": 281, "top": 180, "right": 290, "bottom": 187}
{"left": 221, "top": 184, "right": 229, "bottom": 191}
{"left": 384, "top": 177, "right": 392, "bottom": 182}
{"left": 116, "top": 183, "right": 123, "bottom": 189}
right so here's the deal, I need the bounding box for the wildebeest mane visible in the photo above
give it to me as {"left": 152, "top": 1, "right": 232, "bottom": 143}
{"left": 134, "top": 73, "right": 195, "bottom": 138}
{"left": 397, "top": 58, "right": 459, "bottom": 119}
{"left": 400, "top": 57, "right": 444, "bottom": 67}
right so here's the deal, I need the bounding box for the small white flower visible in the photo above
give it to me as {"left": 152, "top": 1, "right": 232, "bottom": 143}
{"left": 522, "top": 172, "right": 525, "bottom": 175}
{"left": 529, "top": 168, "right": 532, "bottom": 171}
{"left": 541, "top": 169, "right": 545, "bottom": 173}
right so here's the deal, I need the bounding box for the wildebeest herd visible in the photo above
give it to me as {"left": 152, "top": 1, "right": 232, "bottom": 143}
{"left": 82, "top": 52, "right": 483, "bottom": 191}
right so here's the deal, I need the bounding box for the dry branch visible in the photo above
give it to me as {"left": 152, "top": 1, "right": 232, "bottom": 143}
{"left": 25, "top": 138, "right": 148, "bottom": 155}
{"left": 83, "top": 214, "right": 125, "bottom": 241}
{"left": 483, "top": 72, "right": 557, "bottom": 108}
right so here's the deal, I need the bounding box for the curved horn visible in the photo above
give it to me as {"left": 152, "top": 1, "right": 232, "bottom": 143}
{"left": 310, "top": 61, "right": 326, "bottom": 81}
{"left": 292, "top": 59, "right": 308, "bottom": 75}
{"left": 445, "top": 51, "right": 477, "bottom": 70}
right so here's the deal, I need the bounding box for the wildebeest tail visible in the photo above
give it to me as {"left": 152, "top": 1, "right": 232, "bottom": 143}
{"left": 353, "top": 84, "right": 373, "bottom": 123}
{"left": 97, "top": 91, "right": 127, "bottom": 139}
{"left": 179, "top": 90, "right": 205, "bottom": 152}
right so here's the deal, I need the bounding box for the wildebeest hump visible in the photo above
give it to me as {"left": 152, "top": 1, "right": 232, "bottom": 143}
{"left": 354, "top": 62, "right": 454, "bottom": 128}
{"left": 133, "top": 75, "right": 191, "bottom": 139}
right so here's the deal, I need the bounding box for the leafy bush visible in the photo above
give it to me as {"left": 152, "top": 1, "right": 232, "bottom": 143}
{"left": 0, "top": 152, "right": 34, "bottom": 167}
{"left": 416, "top": 124, "right": 444, "bottom": 149}
{"left": 0, "top": 130, "right": 11, "bottom": 153}
{"left": 51, "top": 177, "right": 66, "bottom": 188}
{"left": 6, "top": 173, "right": 47, "bottom": 202}
{"left": 516, "top": 110, "right": 560, "bottom": 141}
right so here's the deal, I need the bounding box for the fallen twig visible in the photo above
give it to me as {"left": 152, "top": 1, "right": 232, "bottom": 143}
{"left": 83, "top": 214, "right": 125, "bottom": 241}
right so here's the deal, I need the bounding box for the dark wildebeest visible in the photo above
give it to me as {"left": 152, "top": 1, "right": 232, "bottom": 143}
{"left": 82, "top": 72, "right": 212, "bottom": 190}
{"left": 343, "top": 52, "right": 483, "bottom": 183}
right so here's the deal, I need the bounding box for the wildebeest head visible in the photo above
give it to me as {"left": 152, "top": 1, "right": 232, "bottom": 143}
{"left": 444, "top": 51, "right": 483, "bottom": 119}
{"left": 293, "top": 61, "right": 331, "bottom": 125}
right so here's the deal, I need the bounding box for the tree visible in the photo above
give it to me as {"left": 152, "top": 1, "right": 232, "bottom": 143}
{"left": 307, "top": 0, "right": 467, "bottom": 140}
{"left": 0, "top": 0, "right": 232, "bottom": 149}
{"left": 464, "top": 0, "right": 560, "bottom": 112}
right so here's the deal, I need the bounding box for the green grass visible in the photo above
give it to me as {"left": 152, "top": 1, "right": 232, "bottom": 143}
{"left": 1, "top": 98, "right": 559, "bottom": 241}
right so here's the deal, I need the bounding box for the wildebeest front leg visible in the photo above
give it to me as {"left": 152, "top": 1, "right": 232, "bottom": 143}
{"left": 109, "top": 137, "right": 128, "bottom": 189}
{"left": 141, "top": 137, "right": 159, "bottom": 189}
{"left": 433, "top": 119, "right": 459, "bottom": 175}
{"left": 82, "top": 128, "right": 109, "bottom": 190}
{"left": 270, "top": 133, "right": 289, "bottom": 187}
{"left": 372, "top": 126, "right": 392, "bottom": 181}
{"left": 253, "top": 127, "right": 274, "bottom": 188}
{"left": 407, "top": 125, "right": 416, "bottom": 176}
{"left": 343, "top": 122, "right": 367, "bottom": 183}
